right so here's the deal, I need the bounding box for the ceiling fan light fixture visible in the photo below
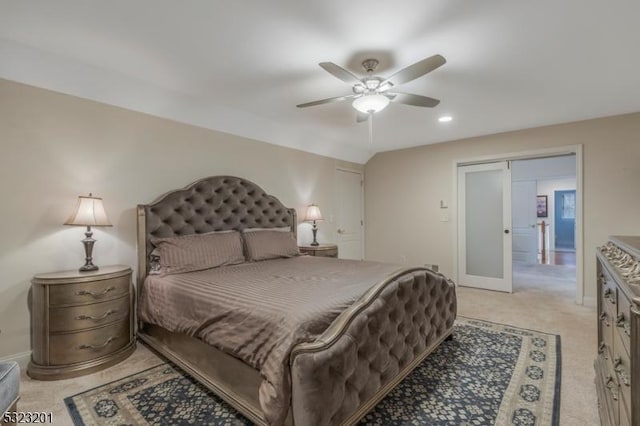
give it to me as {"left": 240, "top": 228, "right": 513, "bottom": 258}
{"left": 352, "top": 94, "right": 390, "bottom": 114}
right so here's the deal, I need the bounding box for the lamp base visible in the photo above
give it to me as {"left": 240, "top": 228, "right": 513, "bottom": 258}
{"left": 79, "top": 264, "right": 99, "bottom": 272}
{"left": 79, "top": 226, "right": 99, "bottom": 273}
{"left": 311, "top": 223, "right": 319, "bottom": 246}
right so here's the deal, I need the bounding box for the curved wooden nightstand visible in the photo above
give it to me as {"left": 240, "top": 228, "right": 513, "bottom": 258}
{"left": 299, "top": 244, "right": 338, "bottom": 258}
{"left": 28, "top": 265, "right": 136, "bottom": 380}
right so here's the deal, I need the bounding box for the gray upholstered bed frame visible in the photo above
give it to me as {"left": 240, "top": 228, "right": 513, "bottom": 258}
{"left": 137, "top": 176, "right": 456, "bottom": 425}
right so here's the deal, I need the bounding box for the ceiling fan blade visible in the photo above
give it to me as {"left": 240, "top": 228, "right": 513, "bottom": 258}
{"left": 381, "top": 54, "right": 446, "bottom": 87}
{"left": 319, "top": 62, "right": 363, "bottom": 86}
{"left": 389, "top": 92, "right": 440, "bottom": 108}
{"left": 356, "top": 112, "right": 370, "bottom": 123}
{"left": 296, "top": 94, "right": 356, "bottom": 108}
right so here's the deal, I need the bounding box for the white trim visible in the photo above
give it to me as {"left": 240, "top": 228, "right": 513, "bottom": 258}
{"left": 583, "top": 296, "right": 596, "bottom": 308}
{"left": 452, "top": 144, "right": 585, "bottom": 304}
{"left": 575, "top": 145, "right": 584, "bottom": 305}
{"left": 0, "top": 351, "right": 31, "bottom": 369}
{"left": 335, "top": 167, "right": 365, "bottom": 260}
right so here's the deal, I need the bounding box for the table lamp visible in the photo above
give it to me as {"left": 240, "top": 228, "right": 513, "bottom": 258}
{"left": 303, "top": 204, "right": 323, "bottom": 246}
{"left": 64, "top": 193, "right": 112, "bottom": 272}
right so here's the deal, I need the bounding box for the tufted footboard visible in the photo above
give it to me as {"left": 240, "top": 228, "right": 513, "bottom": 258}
{"left": 289, "top": 268, "right": 456, "bottom": 426}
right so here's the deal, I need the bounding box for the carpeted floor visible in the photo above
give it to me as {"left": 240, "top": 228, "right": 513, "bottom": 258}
{"left": 64, "top": 318, "right": 561, "bottom": 426}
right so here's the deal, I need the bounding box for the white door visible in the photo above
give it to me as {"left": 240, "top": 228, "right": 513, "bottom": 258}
{"left": 512, "top": 180, "right": 538, "bottom": 264}
{"left": 458, "top": 162, "right": 512, "bottom": 292}
{"left": 335, "top": 169, "right": 363, "bottom": 260}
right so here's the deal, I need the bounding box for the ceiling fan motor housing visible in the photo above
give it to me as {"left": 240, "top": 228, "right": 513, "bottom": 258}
{"left": 361, "top": 58, "right": 379, "bottom": 73}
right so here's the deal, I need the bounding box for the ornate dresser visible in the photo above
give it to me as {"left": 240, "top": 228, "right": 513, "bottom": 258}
{"left": 28, "top": 265, "right": 136, "bottom": 380}
{"left": 596, "top": 236, "right": 640, "bottom": 426}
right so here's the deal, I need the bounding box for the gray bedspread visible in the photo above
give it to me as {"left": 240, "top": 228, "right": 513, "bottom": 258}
{"left": 139, "top": 256, "right": 407, "bottom": 425}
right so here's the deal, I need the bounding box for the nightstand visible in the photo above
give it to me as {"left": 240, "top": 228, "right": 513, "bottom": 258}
{"left": 28, "top": 265, "right": 136, "bottom": 380}
{"left": 299, "top": 244, "right": 338, "bottom": 258}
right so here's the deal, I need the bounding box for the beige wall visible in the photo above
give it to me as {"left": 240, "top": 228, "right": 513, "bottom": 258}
{"left": 0, "top": 79, "right": 361, "bottom": 358}
{"left": 365, "top": 112, "right": 640, "bottom": 302}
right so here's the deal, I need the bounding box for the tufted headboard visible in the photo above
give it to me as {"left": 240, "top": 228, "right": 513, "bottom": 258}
{"left": 136, "top": 176, "right": 297, "bottom": 286}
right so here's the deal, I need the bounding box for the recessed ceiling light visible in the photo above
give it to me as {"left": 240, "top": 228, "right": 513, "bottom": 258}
{"left": 438, "top": 115, "right": 453, "bottom": 123}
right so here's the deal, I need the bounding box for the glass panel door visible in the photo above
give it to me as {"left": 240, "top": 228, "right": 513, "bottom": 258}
{"left": 458, "top": 162, "right": 512, "bottom": 292}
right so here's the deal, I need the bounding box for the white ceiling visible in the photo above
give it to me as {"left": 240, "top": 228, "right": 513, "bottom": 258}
{"left": 1, "top": 1, "right": 639, "bottom": 163}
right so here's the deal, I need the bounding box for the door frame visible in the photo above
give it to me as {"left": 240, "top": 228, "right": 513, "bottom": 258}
{"left": 451, "top": 145, "right": 585, "bottom": 305}
{"left": 335, "top": 166, "right": 365, "bottom": 259}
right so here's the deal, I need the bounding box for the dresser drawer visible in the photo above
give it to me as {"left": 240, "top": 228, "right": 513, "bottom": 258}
{"left": 49, "top": 320, "right": 130, "bottom": 365}
{"left": 49, "top": 275, "right": 129, "bottom": 307}
{"left": 49, "top": 295, "right": 130, "bottom": 333}
{"left": 615, "top": 288, "right": 632, "bottom": 356}
{"left": 599, "top": 310, "right": 614, "bottom": 362}
{"left": 620, "top": 405, "right": 631, "bottom": 426}
{"left": 601, "top": 273, "right": 617, "bottom": 316}
{"left": 613, "top": 329, "right": 632, "bottom": 420}
{"left": 596, "top": 353, "right": 619, "bottom": 426}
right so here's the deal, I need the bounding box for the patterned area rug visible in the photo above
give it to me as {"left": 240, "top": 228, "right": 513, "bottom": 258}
{"left": 65, "top": 318, "right": 560, "bottom": 425}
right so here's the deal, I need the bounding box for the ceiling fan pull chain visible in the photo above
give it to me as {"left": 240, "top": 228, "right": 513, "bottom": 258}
{"left": 369, "top": 112, "right": 374, "bottom": 146}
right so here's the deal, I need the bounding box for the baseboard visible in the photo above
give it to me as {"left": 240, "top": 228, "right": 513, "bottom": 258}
{"left": 0, "top": 351, "right": 31, "bottom": 369}
{"left": 582, "top": 296, "right": 596, "bottom": 308}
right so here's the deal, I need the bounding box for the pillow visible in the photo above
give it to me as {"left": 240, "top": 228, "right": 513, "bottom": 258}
{"left": 150, "top": 231, "right": 245, "bottom": 275}
{"left": 149, "top": 248, "right": 162, "bottom": 275}
{"left": 243, "top": 230, "right": 299, "bottom": 261}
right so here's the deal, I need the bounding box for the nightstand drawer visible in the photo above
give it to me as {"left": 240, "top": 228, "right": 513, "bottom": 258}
{"left": 299, "top": 245, "right": 339, "bottom": 258}
{"left": 49, "top": 295, "right": 130, "bottom": 333}
{"left": 313, "top": 248, "right": 337, "bottom": 257}
{"left": 49, "top": 320, "right": 130, "bottom": 365}
{"left": 49, "top": 275, "right": 129, "bottom": 307}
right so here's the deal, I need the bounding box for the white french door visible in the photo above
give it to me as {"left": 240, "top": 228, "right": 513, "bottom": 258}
{"left": 457, "top": 162, "right": 513, "bottom": 292}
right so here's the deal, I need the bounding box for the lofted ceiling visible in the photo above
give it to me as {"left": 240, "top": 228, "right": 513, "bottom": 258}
{"left": 1, "top": 1, "right": 639, "bottom": 163}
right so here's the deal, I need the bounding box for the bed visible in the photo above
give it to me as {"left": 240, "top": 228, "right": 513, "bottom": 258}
{"left": 136, "top": 176, "right": 457, "bottom": 426}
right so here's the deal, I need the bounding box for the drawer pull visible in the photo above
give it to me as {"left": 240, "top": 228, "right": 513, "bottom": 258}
{"left": 615, "top": 313, "right": 631, "bottom": 337}
{"left": 76, "top": 309, "right": 118, "bottom": 321}
{"left": 77, "top": 336, "right": 115, "bottom": 350}
{"left": 613, "top": 356, "right": 631, "bottom": 386}
{"left": 599, "top": 312, "right": 610, "bottom": 327}
{"left": 603, "top": 288, "right": 616, "bottom": 305}
{"left": 605, "top": 376, "right": 619, "bottom": 401}
{"left": 598, "top": 341, "right": 606, "bottom": 354}
{"left": 76, "top": 286, "right": 116, "bottom": 298}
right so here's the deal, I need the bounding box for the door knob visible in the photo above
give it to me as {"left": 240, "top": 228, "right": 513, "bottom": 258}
{"left": 337, "top": 229, "right": 346, "bottom": 234}
{"left": 504, "top": 229, "right": 510, "bottom": 234}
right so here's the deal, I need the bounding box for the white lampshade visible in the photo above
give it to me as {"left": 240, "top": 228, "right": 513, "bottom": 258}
{"left": 65, "top": 194, "right": 112, "bottom": 227}
{"left": 352, "top": 94, "right": 390, "bottom": 114}
{"left": 304, "top": 204, "right": 323, "bottom": 222}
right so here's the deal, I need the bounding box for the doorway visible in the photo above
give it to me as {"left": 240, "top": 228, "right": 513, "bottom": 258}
{"left": 511, "top": 157, "right": 577, "bottom": 299}
{"left": 453, "top": 145, "right": 584, "bottom": 304}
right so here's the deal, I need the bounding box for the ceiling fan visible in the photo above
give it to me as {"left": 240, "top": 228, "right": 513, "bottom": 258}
{"left": 296, "top": 54, "right": 446, "bottom": 122}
